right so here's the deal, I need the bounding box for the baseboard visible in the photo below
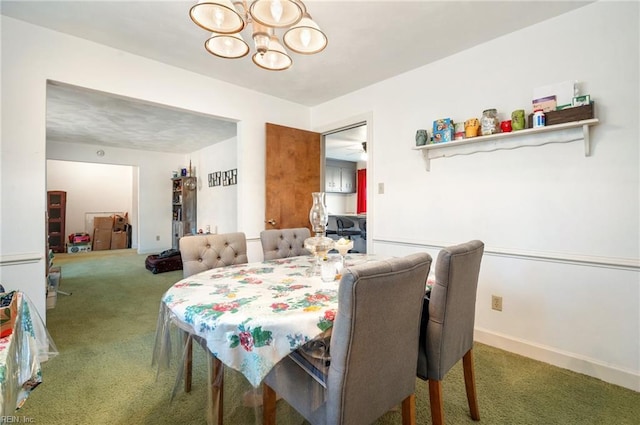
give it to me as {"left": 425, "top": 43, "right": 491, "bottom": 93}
{"left": 474, "top": 327, "right": 640, "bottom": 392}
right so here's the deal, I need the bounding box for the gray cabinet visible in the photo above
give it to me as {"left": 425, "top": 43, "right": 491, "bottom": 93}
{"left": 172, "top": 177, "right": 197, "bottom": 249}
{"left": 325, "top": 160, "right": 356, "bottom": 193}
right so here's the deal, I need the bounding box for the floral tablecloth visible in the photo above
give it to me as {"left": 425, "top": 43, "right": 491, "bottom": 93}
{"left": 154, "top": 254, "right": 379, "bottom": 387}
{"left": 0, "top": 292, "right": 58, "bottom": 416}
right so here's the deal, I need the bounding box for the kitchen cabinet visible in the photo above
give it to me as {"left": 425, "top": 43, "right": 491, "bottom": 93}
{"left": 325, "top": 160, "right": 356, "bottom": 193}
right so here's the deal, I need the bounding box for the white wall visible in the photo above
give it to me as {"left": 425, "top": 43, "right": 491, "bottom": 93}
{"left": 1, "top": 17, "right": 311, "bottom": 320}
{"left": 191, "top": 136, "right": 239, "bottom": 234}
{"left": 46, "top": 160, "right": 134, "bottom": 240}
{"left": 311, "top": 2, "right": 639, "bottom": 391}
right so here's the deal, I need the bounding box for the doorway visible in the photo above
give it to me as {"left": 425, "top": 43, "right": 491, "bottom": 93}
{"left": 323, "top": 122, "right": 368, "bottom": 253}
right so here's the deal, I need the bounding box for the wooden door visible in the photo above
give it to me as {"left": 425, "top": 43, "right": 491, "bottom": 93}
{"left": 265, "top": 123, "right": 321, "bottom": 230}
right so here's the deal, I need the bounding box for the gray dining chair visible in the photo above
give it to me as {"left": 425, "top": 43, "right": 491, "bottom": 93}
{"left": 260, "top": 227, "right": 311, "bottom": 260}
{"left": 176, "top": 232, "right": 249, "bottom": 425}
{"left": 417, "top": 240, "right": 484, "bottom": 425}
{"left": 263, "top": 252, "right": 432, "bottom": 425}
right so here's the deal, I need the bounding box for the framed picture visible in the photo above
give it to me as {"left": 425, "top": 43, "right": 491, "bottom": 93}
{"left": 229, "top": 168, "right": 237, "bottom": 185}
{"left": 222, "top": 169, "right": 237, "bottom": 186}
{"left": 212, "top": 171, "right": 221, "bottom": 187}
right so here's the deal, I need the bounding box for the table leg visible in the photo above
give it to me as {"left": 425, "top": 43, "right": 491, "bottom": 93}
{"left": 183, "top": 332, "right": 193, "bottom": 393}
{"left": 207, "top": 355, "right": 224, "bottom": 425}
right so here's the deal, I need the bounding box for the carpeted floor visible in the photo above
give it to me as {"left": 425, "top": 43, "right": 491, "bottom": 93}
{"left": 18, "top": 250, "right": 640, "bottom": 424}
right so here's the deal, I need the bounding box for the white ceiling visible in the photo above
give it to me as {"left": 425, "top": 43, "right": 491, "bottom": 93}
{"left": 1, "top": 1, "right": 592, "bottom": 156}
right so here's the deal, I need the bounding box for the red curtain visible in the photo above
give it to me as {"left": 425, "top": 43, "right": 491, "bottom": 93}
{"left": 357, "top": 169, "right": 367, "bottom": 214}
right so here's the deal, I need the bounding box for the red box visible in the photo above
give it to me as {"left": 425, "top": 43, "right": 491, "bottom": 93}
{"left": 69, "top": 233, "right": 91, "bottom": 244}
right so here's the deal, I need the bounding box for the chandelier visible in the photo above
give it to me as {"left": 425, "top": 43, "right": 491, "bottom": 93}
{"left": 189, "top": 0, "right": 328, "bottom": 71}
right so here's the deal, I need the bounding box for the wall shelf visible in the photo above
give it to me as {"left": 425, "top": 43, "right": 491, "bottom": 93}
{"left": 413, "top": 118, "right": 599, "bottom": 171}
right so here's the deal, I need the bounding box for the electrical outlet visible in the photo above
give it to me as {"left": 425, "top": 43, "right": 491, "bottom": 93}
{"left": 156, "top": 235, "right": 160, "bottom": 241}
{"left": 491, "top": 295, "right": 503, "bottom": 311}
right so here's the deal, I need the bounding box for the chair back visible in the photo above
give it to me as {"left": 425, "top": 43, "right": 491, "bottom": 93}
{"left": 179, "top": 232, "right": 248, "bottom": 278}
{"left": 336, "top": 216, "right": 355, "bottom": 230}
{"left": 326, "top": 252, "right": 432, "bottom": 424}
{"left": 260, "top": 228, "right": 311, "bottom": 260}
{"left": 417, "top": 240, "right": 484, "bottom": 380}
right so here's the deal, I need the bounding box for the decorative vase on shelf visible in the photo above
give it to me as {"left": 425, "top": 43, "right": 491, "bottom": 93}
{"left": 415, "top": 129, "right": 429, "bottom": 146}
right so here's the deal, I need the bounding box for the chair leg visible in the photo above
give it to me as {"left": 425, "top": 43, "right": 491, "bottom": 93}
{"left": 207, "top": 355, "right": 224, "bottom": 425}
{"left": 262, "top": 383, "right": 277, "bottom": 425}
{"left": 401, "top": 394, "right": 416, "bottom": 425}
{"left": 463, "top": 349, "right": 480, "bottom": 421}
{"left": 183, "top": 332, "right": 193, "bottom": 393}
{"left": 428, "top": 380, "right": 445, "bottom": 425}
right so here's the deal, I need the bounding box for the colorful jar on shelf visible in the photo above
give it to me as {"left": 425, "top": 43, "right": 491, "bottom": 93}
{"left": 533, "top": 109, "right": 546, "bottom": 128}
{"left": 481, "top": 108, "right": 499, "bottom": 135}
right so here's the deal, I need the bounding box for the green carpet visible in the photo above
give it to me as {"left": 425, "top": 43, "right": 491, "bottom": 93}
{"left": 19, "top": 250, "right": 640, "bottom": 424}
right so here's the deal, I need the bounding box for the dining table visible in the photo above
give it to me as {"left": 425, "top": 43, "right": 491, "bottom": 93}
{"left": 153, "top": 253, "right": 385, "bottom": 389}
{"left": 152, "top": 252, "right": 435, "bottom": 424}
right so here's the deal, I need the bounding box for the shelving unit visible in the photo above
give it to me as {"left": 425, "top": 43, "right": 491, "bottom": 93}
{"left": 172, "top": 177, "right": 197, "bottom": 249}
{"left": 47, "top": 191, "right": 66, "bottom": 253}
{"left": 414, "top": 118, "right": 599, "bottom": 171}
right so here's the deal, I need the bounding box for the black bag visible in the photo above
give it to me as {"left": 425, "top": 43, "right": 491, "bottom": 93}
{"left": 145, "top": 253, "right": 182, "bottom": 274}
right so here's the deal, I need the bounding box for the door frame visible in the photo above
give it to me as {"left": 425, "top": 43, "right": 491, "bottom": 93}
{"left": 314, "top": 112, "right": 373, "bottom": 255}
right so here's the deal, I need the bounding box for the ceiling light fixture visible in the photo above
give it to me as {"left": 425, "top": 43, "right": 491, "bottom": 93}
{"left": 190, "top": 0, "right": 327, "bottom": 71}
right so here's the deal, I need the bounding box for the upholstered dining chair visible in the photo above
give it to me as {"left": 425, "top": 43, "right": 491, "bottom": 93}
{"left": 177, "top": 232, "right": 249, "bottom": 424}
{"left": 417, "top": 240, "right": 484, "bottom": 425}
{"left": 260, "top": 227, "right": 311, "bottom": 260}
{"left": 180, "top": 232, "right": 248, "bottom": 278}
{"left": 263, "top": 252, "right": 433, "bottom": 425}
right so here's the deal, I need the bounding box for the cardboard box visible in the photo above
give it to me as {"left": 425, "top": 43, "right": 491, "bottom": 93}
{"left": 532, "top": 95, "right": 557, "bottom": 113}
{"left": 92, "top": 228, "right": 112, "bottom": 251}
{"left": 67, "top": 243, "right": 92, "bottom": 253}
{"left": 110, "top": 231, "right": 128, "bottom": 250}
{"left": 94, "top": 216, "right": 114, "bottom": 230}
{"left": 47, "top": 267, "right": 62, "bottom": 293}
{"left": 46, "top": 291, "right": 57, "bottom": 309}
{"left": 0, "top": 292, "right": 18, "bottom": 338}
{"left": 113, "top": 214, "right": 128, "bottom": 231}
